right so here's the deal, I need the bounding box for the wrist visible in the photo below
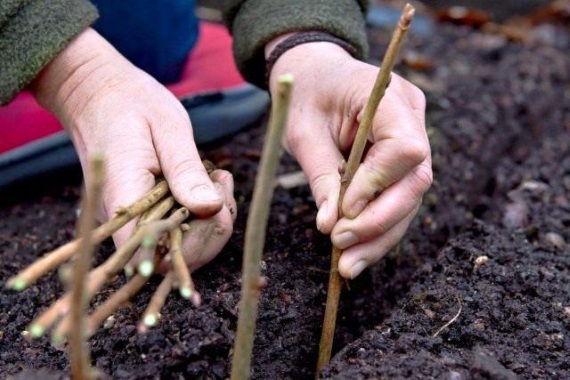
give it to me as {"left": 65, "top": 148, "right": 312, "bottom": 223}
{"left": 266, "top": 39, "right": 351, "bottom": 91}
{"left": 264, "top": 32, "right": 355, "bottom": 90}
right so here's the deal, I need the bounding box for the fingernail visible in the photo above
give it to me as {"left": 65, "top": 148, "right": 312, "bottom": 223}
{"left": 348, "top": 200, "right": 367, "bottom": 219}
{"left": 316, "top": 201, "right": 328, "bottom": 231}
{"left": 332, "top": 231, "right": 359, "bottom": 250}
{"left": 350, "top": 260, "right": 368, "bottom": 279}
{"left": 191, "top": 185, "right": 221, "bottom": 203}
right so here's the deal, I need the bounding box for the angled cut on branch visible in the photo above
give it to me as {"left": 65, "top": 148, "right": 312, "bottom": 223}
{"left": 316, "top": 3, "right": 416, "bottom": 374}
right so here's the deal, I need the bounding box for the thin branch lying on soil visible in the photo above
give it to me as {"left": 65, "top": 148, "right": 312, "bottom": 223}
{"left": 230, "top": 74, "right": 294, "bottom": 380}
{"left": 317, "top": 3, "right": 416, "bottom": 374}
{"left": 70, "top": 154, "right": 104, "bottom": 379}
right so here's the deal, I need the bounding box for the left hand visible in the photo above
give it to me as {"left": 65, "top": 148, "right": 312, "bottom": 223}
{"left": 32, "top": 28, "right": 236, "bottom": 272}
{"left": 267, "top": 36, "right": 432, "bottom": 279}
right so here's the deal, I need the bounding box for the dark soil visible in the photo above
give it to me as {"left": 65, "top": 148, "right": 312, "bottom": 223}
{"left": 1, "top": 7, "right": 569, "bottom": 380}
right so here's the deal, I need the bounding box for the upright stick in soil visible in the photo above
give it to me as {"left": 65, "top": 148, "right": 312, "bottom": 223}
{"left": 69, "top": 154, "right": 104, "bottom": 379}
{"left": 316, "top": 3, "right": 416, "bottom": 373}
{"left": 230, "top": 74, "right": 293, "bottom": 380}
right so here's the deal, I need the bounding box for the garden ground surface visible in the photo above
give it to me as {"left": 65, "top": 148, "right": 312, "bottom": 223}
{"left": 1, "top": 3, "right": 569, "bottom": 379}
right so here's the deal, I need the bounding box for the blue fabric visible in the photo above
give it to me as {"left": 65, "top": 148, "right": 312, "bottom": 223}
{"left": 90, "top": 0, "right": 199, "bottom": 84}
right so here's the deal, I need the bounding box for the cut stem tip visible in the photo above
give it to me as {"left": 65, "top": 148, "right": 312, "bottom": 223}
{"left": 179, "top": 287, "right": 192, "bottom": 300}
{"left": 8, "top": 278, "right": 26, "bottom": 291}
{"left": 124, "top": 265, "right": 134, "bottom": 278}
{"left": 29, "top": 324, "right": 45, "bottom": 338}
{"left": 138, "top": 261, "right": 154, "bottom": 277}
{"left": 401, "top": 4, "right": 416, "bottom": 28}
{"left": 143, "top": 313, "right": 158, "bottom": 327}
{"left": 278, "top": 73, "right": 294, "bottom": 84}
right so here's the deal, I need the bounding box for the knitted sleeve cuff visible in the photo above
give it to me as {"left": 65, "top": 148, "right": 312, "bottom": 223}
{"left": 0, "top": 0, "right": 99, "bottom": 105}
{"left": 224, "top": 0, "right": 369, "bottom": 89}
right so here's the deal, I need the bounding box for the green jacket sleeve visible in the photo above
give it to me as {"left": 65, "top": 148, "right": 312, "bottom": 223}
{"left": 0, "top": 0, "right": 98, "bottom": 105}
{"left": 223, "top": 0, "right": 370, "bottom": 88}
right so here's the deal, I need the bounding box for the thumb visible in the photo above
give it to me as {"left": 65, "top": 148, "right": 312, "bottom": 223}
{"left": 314, "top": 169, "right": 340, "bottom": 235}
{"left": 152, "top": 116, "right": 223, "bottom": 217}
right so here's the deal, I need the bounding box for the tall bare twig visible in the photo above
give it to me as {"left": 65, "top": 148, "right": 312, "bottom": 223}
{"left": 230, "top": 74, "right": 294, "bottom": 380}
{"left": 69, "top": 154, "right": 104, "bottom": 379}
{"left": 317, "top": 3, "right": 416, "bottom": 373}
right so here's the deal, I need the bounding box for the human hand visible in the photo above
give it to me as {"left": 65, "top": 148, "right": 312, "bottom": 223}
{"left": 267, "top": 37, "right": 432, "bottom": 279}
{"left": 32, "top": 28, "right": 236, "bottom": 270}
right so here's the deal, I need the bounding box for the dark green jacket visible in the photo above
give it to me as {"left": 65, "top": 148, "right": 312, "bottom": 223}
{"left": 223, "top": 0, "right": 369, "bottom": 87}
{"left": 0, "top": 0, "right": 369, "bottom": 105}
{"left": 0, "top": 0, "right": 98, "bottom": 105}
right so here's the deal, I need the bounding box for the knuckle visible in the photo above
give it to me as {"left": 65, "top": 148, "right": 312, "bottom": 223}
{"left": 394, "top": 75, "right": 426, "bottom": 111}
{"left": 396, "top": 74, "right": 424, "bottom": 96}
{"left": 309, "top": 170, "right": 339, "bottom": 205}
{"left": 372, "top": 216, "right": 389, "bottom": 236}
{"left": 310, "top": 171, "right": 333, "bottom": 193}
{"left": 402, "top": 139, "right": 429, "bottom": 166}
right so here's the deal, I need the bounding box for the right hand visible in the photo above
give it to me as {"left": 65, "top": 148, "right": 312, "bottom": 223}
{"left": 32, "top": 28, "right": 236, "bottom": 271}
{"left": 266, "top": 38, "right": 431, "bottom": 279}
